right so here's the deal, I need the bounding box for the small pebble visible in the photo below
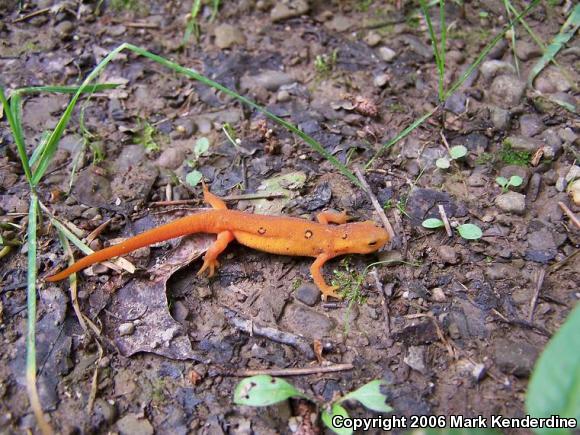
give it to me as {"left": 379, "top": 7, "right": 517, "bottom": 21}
{"left": 373, "top": 73, "right": 389, "bottom": 88}
{"left": 119, "top": 323, "right": 135, "bottom": 336}
{"left": 431, "top": 287, "right": 446, "bottom": 302}
{"left": 495, "top": 191, "right": 526, "bottom": 214}
{"left": 364, "top": 31, "right": 382, "bottom": 47}
{"left": 437, "top": 245, "right": 458, "bottom": 265}
{"left": 377, "top": 46, "right": 396, "bottom": 62}
{"left": 276, "top": 90, "right": 291, "bottom": 102}
{"left": 295, "top": 283, "right": 320, "bottom": 306}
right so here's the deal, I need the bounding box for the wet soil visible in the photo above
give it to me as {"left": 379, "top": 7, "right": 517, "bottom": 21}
{"left": 0, "top": 1, "right": 579, "bottom": 434}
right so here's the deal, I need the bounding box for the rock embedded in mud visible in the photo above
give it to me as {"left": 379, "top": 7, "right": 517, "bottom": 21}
{"left": 533, "top": 66, "right": 572, "bottom": 94}
{"left": 294, "top": 283, "right": 320, "bottom": 306}
{"left": 519, "top": 113, "right": 544, "bottom": 137}
{"left": 364, "top": 31, "right": 382, "bottom": 47}
{"left": 490, "top": 105, "right": 511, "bottom": 130}
{"left": 431, "top": 287, "right": 446, "bottom": 302}
{"left": 489, "top": 75, "right": 526, "bottom": 109}
{"left": 437, "top": 245, "right": 458, "bottom": 265}
{"left": 157, "top": 147, "right": 187, "bottom": 169}
{"left": 525, "top": 228, "right": 558, "bottom": 263}
{"left": 378, "top": 46, "right": 396, "bottom": 62}
{"left": 214, "top": 24, "right": 246, "bottom": 49}
{"left": 53, "top": 20, "right": 75, "bottom": 40}
{"left": 270, "top": 0, "right": 309, "bottom": 22}
{"left": 495, "top": 191, "right": 526, "bottom": 214}
{"left": 504, "top": 135, "right": 544, "bottom": 153}
{"left": 493, "top": 339, "right": 539, "bottom": 377}
{"left": 116, "top": 414, "right": 154, "bottom": 435}
{"left": 119, "top": 323, "right": 135, "bottom": 336}
{"left": 283, "top": 304, "right": 334, "bottom": 339}
{"left": 480, "top": 60, "right": 516, "bottom": 81}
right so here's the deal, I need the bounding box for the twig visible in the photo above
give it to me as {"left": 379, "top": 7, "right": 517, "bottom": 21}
{"left": 232, "top": 363, "right": 354, "bottom": 377}
{"left": 12, "top": 7, "right": 51, "bottom": 23}
{"left": 439, "top": 131, "right": 451, "bottom": 153}
{"left": 223, "top": 308, "right": 315, "bottom": 360}
{"left": 438, "top": 204, "right": 453, "bottom": 237}
{"left": 528, "top": 267, "right": 546, "bottom": 323}
{"left": 381, "top": 282, "right": 395, "bottom": 336}
{"left": 558, "top": 201, "right": 580, "bottom": 230}
{"left": 85, "top": 218, "right": 113, "bottom": 245}
{"left": 492, "top": 309, "right": 551, "bottom": 337}
{"left": 548, "top": 248, "right": 580, "bottom": 273}
{"left": 124, "top": 21, "right": 160, "bottom": 29}
{"left": 353, "top": 166, "right": 396, "bottom": 241}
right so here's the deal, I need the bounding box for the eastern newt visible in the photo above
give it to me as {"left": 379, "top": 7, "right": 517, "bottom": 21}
{"left": 46, "top": 185, "right": 390, "bottom": 299}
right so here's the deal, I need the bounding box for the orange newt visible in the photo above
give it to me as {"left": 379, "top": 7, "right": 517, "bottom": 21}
{"left": 46, "top": 185, "right": 390, "bottom": 299}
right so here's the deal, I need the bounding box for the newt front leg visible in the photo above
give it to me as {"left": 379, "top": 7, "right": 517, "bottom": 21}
{"left": 310, "top": 252, "right": 342, "bottom": 300}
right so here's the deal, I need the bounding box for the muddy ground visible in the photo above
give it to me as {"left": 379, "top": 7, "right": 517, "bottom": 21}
{"left": 1, "top": 0, "right": 579, "bottom": 434}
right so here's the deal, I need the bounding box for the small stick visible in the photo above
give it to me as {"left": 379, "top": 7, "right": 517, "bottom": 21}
{"left": 353, "top": 166, "right": 396, "bottom": 241}
{"left": 124, "top": 21, "right": 161, "bottom": 29}
{"left": 528, "top": 267, "right": 546, "bottom": 323}
{"left": 558, "top": 201, "right": 580, "bottom": 230}
{"left": 85, "top": 218, "right": 113, "bottom": 245}
{"left": 438, "top": 204, "right": 453, "bottom": 237}
{"left": 381, "top": 281, "right": 395, "bottom": 336}
{"left": 492, "top": 309, "right": 551, "bottom": 337}
{"left": 232, "top": 363, "right": 354, "bottom": 377}
{"left": 12, "top": 7, "right": 51, "bottom": 23}
{"left": 224, "top": 308, "right": 315, "bottom": 360}
{"left": 439, "top": 131, "right": 452, "bottom": 153}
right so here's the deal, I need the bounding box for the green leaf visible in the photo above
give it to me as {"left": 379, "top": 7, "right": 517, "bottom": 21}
{"left": 321, "top": 404, "right": 352, "bottom": 435}
{"left": 194, "top": 137, "right": 210, "bottom": 157}
{"left": 457, "top": 223, "right": 483, "bottom": 240}
{"left": 509, "top": 175, "right": 523, "bottom": 187}
{"left": 526, "top": 304, "right": 580, "bottom": 433}
{"left": 185, "top": 170, "right": 203, "bottom": 187}
{"left": 233, "top": 375, "right": 305, "bottom": 406}
{"left": 339, "top": 379, "right": 392, "bottom": 413}
{"left": 495, "top": 176, "right": 508, "bottom": 187}
{"left": 529, "top": 4, "right": 580, "bottom": 86}
{"left": 422, "top": 218, "right": 445, "bottom": 229}
{"left": 449, "top": 145, "right": 467, "bottom": 159}
{"left": 436, "top": 157, "right": 450, "bottom": 169}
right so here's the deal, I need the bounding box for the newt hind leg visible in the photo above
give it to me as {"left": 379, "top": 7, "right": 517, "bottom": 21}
{"left": 197, "top": 230, "right": 235, "bottom": 277}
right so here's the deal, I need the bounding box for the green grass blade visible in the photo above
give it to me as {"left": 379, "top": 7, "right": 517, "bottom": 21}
{"left": 29, "top": 131, "right": 51, "bottom": 168}
{"left": 16, "top": 84, "right": 119, "bottom": 95}
{"left": 419, "top": 0, "right": 442, "bottom": 74}
{"left": 182, "top": 0, "right": 203, "bottom": 45}
{"left": 210, "top": 0, "right": 220, "bottom": 21}
{"left": 444, "top": 0, "right": 541, "bottom": 99}
{"left": 25, "top": 193, "right": 54, "bottom": 435}
{"left": 31, "top": 44, "right": 128, "bottom": 186}
{"left": 0, "top": 87, "right": 33, "bottom": 183}
{"left": 122, "top": 43, "right": 361, "bottom": 187}
{"left": 366, "top": 108, "right": 436, "bottom": 169}
{"left": 528, "top": 4, "right": 579, "bottom": 86}
{"left": 504, "top": 0, "right": 521, "bottom": 77}
{"left": 438, "top": 0, "right": 446, "bottom": 100}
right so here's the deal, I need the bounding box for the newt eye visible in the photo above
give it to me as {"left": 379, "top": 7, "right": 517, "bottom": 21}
{"left": 368, "top": 240, "right": 378, "bottom": 246}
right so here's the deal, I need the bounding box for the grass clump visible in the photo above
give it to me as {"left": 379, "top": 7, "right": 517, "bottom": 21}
{"left": 314, "top": 49, "right": 338, "bottom": 77}
{"left": 499, "top": 144, "right": 531, "bottom": 166}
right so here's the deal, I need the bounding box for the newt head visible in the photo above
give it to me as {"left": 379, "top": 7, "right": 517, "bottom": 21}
{"left": 333, "top": 221, "right": 390, "bottom": 255}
